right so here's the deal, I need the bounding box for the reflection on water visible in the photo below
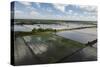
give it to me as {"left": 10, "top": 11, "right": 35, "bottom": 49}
{"left": 23, "top": 36, "right": 48, "bottom": 55}
{"left": 56, "top": 28, "right": 97, "bottom": 44}
{"left": 14, "top": 23, "right": 96, "bottom": 32}
{"left": 14, "top": 28, "right": 97, "bottom": 65}
{"left": 14, "top": 33, "right": 86, "bottom": 65}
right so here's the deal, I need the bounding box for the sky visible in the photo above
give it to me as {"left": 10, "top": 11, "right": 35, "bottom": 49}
{"left": 12, "top": 1, "right": 97, "bottom": 21}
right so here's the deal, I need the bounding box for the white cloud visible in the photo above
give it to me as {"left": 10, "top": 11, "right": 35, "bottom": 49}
{"left": 35, "top": 2, "right": 41, "bottom": 8}
{"left": 79, "top": 5, "right": 97, "bottom": 12}
{"left": 30, "top": 10, "right": 39, "bottom": 16}
{"left": 53, "top": 4, "right": 66, "bottom": 12}
{"left": 73, "top": 13, "right": 78, "bottom": 16}
{"left": 45, "top": 8, "right": 54, "bottom": 13}
{"left": 66, "top": 10, "right": 73, "bottom": 14}
{"left": 15, "top": 10, "right": 23, "bottom": 15}
{"left": 68, "top": 10, "right": 73, "bottom": 13}
{"left": 26, "top": 6, "right": 36, "bottom": 10}
{"left": 15, "top": 2, "right": 97, "bottom": 21}
{"left": 15, "top": 10, "right": 40, "bottom": 19}
{"left": 83, "top": 10, "right": 97, "bottom": 17}
{"left": 77, "top": 5, "right": 97, "bottom": 20}
{"left": 18, "top": 1, "right": 32, "bottom": 6}
{"left": 14, "top": 10, "right": 23, "bottom": 19}
{"left": 83, "top": 11, "right": 89, "bottom": 15}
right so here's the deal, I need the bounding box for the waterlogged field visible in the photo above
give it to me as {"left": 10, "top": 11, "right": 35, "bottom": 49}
{"left": 56, "top": 28, "right": 97, "bottom": 44}
{"left": 13, "top": 22, "right": 97, "bottom": 65}
{"left": 14, "top": 33, "right": 85, "bottom": 65}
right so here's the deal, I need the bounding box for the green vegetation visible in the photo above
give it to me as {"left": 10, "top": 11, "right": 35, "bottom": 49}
{"left": 32, "top": 28, "right": 56, "bottom": 32}
{"left": 14, "top": 29, "right": 56, "bottom": 37}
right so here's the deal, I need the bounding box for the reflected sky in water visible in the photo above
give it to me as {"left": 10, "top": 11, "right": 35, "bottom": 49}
{"left": 15, "top": 33, "right": 85, "bottom": 63}
{"left": 23, "top": 36, "right": 48, "bottom": 55}
{"left": 56, "top": 28, "right": 97, "bottom": 44}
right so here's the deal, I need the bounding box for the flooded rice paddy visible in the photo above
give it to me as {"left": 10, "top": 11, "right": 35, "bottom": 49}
{"left": 14, "top": 23, "right": 97, "bottom": 65}
{"left": 56, "top": 28, "right": 97, "bottom": 44}
{"left": 14, "top": 33, "right": 85, "bottom": 65}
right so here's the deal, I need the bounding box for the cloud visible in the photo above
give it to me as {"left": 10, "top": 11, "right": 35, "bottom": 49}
{"left": 29, "top": 10, "right": 42, "bottom": 19}
{"left": 68, "top": 10, "right": 73, "bottom": 13}
{"left": 83, "top": 9, "right": 97, "bottom": 17}
{"left": 18, "top": 1, "right": 32, "bottom": 6}
{"left": 14, "top": 10, "right": 23, "bottom": 19}
{"left": 65, "top": 9, "right": 73, "bottom": 15}
{"left": 14, "top": 1, "right": 97, "bottom": 21}
{"left": 53, "top": 4, "right": 66, "bottom": 12}
{"left": 26, "top": 6, "right": 36, "bottom": 10}
{"left": 35, "top": 2, "right": 41, "bottom": 8}
{"left": 30, "top": 10, "right": 39, "bottom": 16}
{"left": 18, "top": 1, "right": 35, "bottom": 10}
{"left": 79, "top": 5, "right": 97, "bottom": 12}
{"left": 73, "top": 13, "right": 78, "bottom": 16}
{"left": 15, "top": 10, "right": 23, "bottom": 15}
{"left": 15, "top": 10, "right": 40, "bottom": 19}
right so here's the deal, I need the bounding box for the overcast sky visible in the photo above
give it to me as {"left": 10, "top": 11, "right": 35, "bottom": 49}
{"left": 13, "top": 1, "right": 97, "bottom": 21}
